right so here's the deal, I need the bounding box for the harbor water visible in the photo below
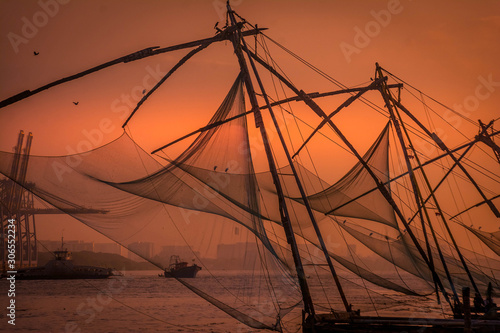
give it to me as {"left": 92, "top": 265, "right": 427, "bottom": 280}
{"left": 0, "top": 270, "right": 490, "bottom": 332}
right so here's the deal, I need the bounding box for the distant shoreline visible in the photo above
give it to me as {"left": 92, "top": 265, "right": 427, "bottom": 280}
{"left": 37, "top": 251, "right": 158, "bottom": 271}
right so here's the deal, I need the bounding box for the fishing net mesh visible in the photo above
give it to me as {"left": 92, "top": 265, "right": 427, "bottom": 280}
{"left": 1, "top": 73, "right": 499, "bottom": 330}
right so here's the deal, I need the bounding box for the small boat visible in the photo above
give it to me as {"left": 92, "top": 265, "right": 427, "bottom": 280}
{"left": 9, "top": 238, "right": 112, "bottom": 280}
{"left": 12, "top": 250, "right": 112, "bottom": 280}
{"left": 162, "top": 255, "right": 201, "bottom": 278}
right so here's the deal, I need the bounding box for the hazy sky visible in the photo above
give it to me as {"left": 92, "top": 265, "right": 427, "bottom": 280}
{"left": 1, "top": 0, "right": 499, "bottom": 242}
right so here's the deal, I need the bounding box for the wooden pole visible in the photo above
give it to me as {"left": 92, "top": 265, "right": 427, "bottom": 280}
{"left": 226, "top": 2, "right": 316, "bottom": 317}
{"left": 244, "top": 42, "right": 456, "bottom": 312}
{"left": 0, "top": 28, "right": 266, "bottom": 109}
{"left": 237, "top": 12, "right": 354, "bottom": 314}
{"left": 463, "top": 287, "right": 472, "bottom": 333}
{"left": 390, "top": 89, "right": 500, "bottom": 218}
{"left": 386, "top": 81, "right": 487, "bottom": 301}
{"left": 375, "top": 64, "right": 461, "bottom": 306}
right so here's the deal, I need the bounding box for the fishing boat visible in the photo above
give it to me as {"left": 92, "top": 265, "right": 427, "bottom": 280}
{"left": 0, "top": 2, "right": 499, "bottom": 332}
{"left": 161, "top": 255, "right": 201, "bottom": 278}
{"left": 9, "top": 238, "right": 112, "bottom": 280}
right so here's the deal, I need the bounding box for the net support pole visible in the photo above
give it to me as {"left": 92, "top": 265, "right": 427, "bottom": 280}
{"left": 388, "top": 95, "right": 493, "bottom": 303}
{"left": 122, "top": 42, "right": 211, "bottom": 128}
{"left": 0, "top": 28, "right": 266, "bottom": 109}
{"left": 477, "top": 120, "right": 500, "bottom": 164}
{"left": 226, "top": 3, "right": 316, "bottom": 318}
{"left": 237, "top": 16, "right": 354, "bottom": 315}
{"left": 292, "top": 77, "right": 386, "bottom": 158}
{"left": 387, "top": 82, "right": 500, "bottom": 218}
{"left": 244, "top": 37, "right": 456, "bottom": 312}
{"left": 375, "top": 64, "right": 460, "bottom": 305}
{"left": 399, "top": 106, "right": 483, "bottom": 302}
{"left": 326, "top": 138, "right": 479, "bottom": 215}
{"left": 300, "top": 87, "right": 455, "bottom": 311}
{"left": 250, "top": 53, "right": 456, "bottom": 312}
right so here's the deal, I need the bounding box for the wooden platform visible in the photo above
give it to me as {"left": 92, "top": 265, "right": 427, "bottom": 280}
{"left": 304, "top": 314, "right": 500, "bottom": 333}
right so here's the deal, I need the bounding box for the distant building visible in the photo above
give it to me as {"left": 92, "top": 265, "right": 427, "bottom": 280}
{"left": 94, "top": 242, "right": 122, "bottom": 255}
{"left": 217, "top": 242, "right": 258, "bottom": 260}
{"left": 38, "top": 239, "right": 93, "bottom": 252}
{"left": 157, "top": 245, "right": 199, "bottom": 262}
{"left": 66, "top": 240, "right": 94, "bottom": 252}
{"left": 128, "top": 241, "right": 154, "bottom": 261}
{"left": 39, "top": 240, "right": 124, "bottom": 256}
{"left": 216, "top": 242, "right": 258, "bottom": 268}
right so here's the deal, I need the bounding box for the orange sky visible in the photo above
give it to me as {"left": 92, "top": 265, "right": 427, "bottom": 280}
{"left": 0, "top": 0, "right": 499, "bottom": 243}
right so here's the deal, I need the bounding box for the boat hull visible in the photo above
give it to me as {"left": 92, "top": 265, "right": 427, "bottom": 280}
{"left": 164, "top": 264, "right": 201, "bottom": 278}
{"left": 9, "top": 263, "right": 112, "bottom": 280}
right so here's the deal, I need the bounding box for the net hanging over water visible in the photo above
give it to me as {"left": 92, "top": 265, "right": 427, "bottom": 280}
{"left": 2, "top": 68, "right": 500, "bottom": 330}
{"left": 0, "top": 75, "right": 307, "bottom": 330}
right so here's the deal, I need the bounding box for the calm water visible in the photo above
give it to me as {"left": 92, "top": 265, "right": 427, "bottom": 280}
{"left": 1, "top": 270, "right": 484, "bottom": 332}
{"left": 1, "top": 270, "right": 275, "bottom": 333}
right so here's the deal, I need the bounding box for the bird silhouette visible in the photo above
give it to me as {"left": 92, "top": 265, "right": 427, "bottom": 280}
{"left": 73, "top": 102, "right": 79, "bottom": 105}
{"left": 224, "top": 167, "right": 229, "bottom": 172}
{"left": 142, "top": 89, "right": 146, "bottom": 94}
{"left": 213, "top": 166, "right": 217, "bottom": 171}
{"left": 369, "top": 232, "right": 373, "bottom": 236}
{"left": 214, "top": 21, "right": 222, "bottom": 33}
{"left": 34, "top": 51, "right": 39, "bottom": 56}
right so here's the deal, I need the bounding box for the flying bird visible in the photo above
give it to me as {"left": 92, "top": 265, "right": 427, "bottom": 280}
{"left": 73, "top": 102, "right": 79, "bottom": 105}
{"left": 34, "top": 51, "right": 39, "bottom": 56}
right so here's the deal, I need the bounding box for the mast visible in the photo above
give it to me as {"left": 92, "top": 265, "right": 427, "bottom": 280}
{"left": 378, "top": 64, "right": 489, "bottom": 302}
{"left": 243, "top": 46, "right": 456, "bottom": 311}
{"left": 375, "top": 65, "right": 461, "bottom": 305}
{"left": 233, "top": 8, "right": 354, "bottom": 314}
{"left": 387, "top": 91, "right": 500, "bottom": 219}
{"left": 225, "top": 3, "right": 316, "bottom": 317}
{"left": 477, "top": 120, "right": 500, "bottom": 164}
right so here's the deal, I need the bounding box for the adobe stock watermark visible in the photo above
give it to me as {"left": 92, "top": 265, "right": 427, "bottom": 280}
{"left": 416, "top": 73, "right": 500, "bottom": 156}
{"left": 7, "top": 0, "right": 71, "bottom": 54}
{"left": 64, "top": 274, "right": 133, "bottom": 333}
{"left": 339, "top": 0, "right": 406, "bottom": 64}
{"left": 51, "top": 64, "right": 168, "bottom": 182}
{"left": 178, "top": 160, "right": 241, "bottom": 226}
{"left": 177, "top": 108, "right": 296, "bottom": 226}
{"left": 310, "top": 233, "right": 341, "bottom": 260}
{"left": 235, "top": 275, "right": 299, "bottom": 333}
